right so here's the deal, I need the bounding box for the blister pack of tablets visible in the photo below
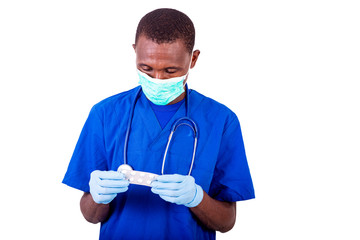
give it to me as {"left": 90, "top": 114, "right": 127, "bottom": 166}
{"left": 118, "top": 164, "right": 158, "bottom": 187}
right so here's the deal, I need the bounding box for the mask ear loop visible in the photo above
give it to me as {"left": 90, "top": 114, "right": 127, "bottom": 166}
{"left": 184, "top": 53, "right": 193, "bottom": 117}
{"left": 183, "top": 53, "right": 193, "bottom": 86}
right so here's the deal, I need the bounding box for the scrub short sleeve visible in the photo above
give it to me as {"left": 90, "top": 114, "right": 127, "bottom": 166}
{"left": 62, "top": 106, "right": 108, "bottom": 192}
{"left": 208, "top": 114, "right": 255, "bottom": 202}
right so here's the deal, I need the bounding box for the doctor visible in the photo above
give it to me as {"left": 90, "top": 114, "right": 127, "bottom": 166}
{"left": 63, "top": 8, "right": 254, "bottom": 240}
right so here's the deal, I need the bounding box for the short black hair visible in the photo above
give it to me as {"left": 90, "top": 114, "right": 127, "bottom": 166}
{"left": 135, "top": 8, "right": 195, "bottom": 53}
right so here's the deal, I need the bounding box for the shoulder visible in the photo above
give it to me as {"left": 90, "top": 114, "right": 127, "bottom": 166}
{"left": 190, "top": 89, "right": 238, "bottom": 123}
{"left": 91, "top": 86, "right": 140, "bottom": 115}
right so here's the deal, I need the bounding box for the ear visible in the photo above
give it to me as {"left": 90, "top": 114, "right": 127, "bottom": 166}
{"left": 132, "top": 44, "right": 136, "bottom": 52}
{"left": 190, "top": 50, "right": 200, "bottom": 69}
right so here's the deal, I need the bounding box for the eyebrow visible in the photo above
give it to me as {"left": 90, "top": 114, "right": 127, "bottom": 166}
{"left": 138, "top": 63, "right": 181, "bottom": 71}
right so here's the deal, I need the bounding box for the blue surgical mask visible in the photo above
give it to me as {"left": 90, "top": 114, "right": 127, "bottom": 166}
{"left": 137, "top": 70, "right": 189, "bottom": 106}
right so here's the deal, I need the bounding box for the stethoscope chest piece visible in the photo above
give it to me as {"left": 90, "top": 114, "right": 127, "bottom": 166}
{"left": 117, "top": 164, "right": 133, "bottom": 172}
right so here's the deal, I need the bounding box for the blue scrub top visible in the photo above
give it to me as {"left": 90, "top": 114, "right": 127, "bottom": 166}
{"left": 63, "top": 86, "right": 255, "bottom": 240}
{"left": 148, "top": 98, "right": 185, "bottom": 129}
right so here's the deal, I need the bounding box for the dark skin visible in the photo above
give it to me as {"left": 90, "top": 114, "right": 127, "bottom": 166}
{"left": 80, "top": 35, "right": 237, "bottom": 233}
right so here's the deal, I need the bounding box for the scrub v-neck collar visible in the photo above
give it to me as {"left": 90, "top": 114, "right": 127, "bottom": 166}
{"left": 136, "top": 90, "right": 188, "bottom": 149}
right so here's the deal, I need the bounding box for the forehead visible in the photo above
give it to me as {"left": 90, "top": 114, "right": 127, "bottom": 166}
{"left": 135, "top": 35, "right": 190, "bottom": 67}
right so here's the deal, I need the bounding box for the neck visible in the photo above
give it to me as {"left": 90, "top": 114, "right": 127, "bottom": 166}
{"left": 167, "top": 91, "right": 186, "bottom": 105}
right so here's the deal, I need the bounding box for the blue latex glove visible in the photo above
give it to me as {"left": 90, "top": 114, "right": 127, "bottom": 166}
{"left": 89, "top": 170, "right": 129, "bottom": 204}
{"left": 151, "top": 174, "right": 204, "bottom": 208}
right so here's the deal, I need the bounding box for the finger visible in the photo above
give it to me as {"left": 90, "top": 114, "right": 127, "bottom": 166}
{"left": 151, "top": 185, "right": 190, "bottom": 197}
{"left": 97, "top": 185, "right": 129, "bottom": 195}
{"left": 175, "top": 193, "right": 193, "bottom": 204}
{"left": 151, "top": 187, "right": 189, "bottom": 197}
{"left": 91, "top": 190, "right": 117, "bottom": 204}
{"left": 151, "top": 187, "right": 177, "bottom": 197}
{"left": 152, "top": 177, "right": 193, "bottom": 190}
{"left": 152, "top": 188, "right": 178, "bottom": 197}
{"left": 156, "top": 174, "right": 186, "bottom": 183}
{"left": 97, "top": 179, "right": 130, "bottom": 188}
{"left": 151, "top": 181, "right": 181, "bottom": 190}
{"left": 97, "top": 194, "right": 117, "bottom": 204}
{"left": 157, "top": 190, "right": 195, "bottom": 206}
{"left": 97, "top": 171, "right": 125, "bottom": 180}
{"left": 158, "top": 195, "right": 179, "bottom": 204}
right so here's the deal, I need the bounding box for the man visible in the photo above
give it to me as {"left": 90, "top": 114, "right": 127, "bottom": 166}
{"left": 63, "top": 8, "right": 255, "bottom": 240}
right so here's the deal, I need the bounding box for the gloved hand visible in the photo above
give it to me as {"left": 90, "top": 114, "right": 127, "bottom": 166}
{"left": 89, "top": 170, "right": 129, "bottom": 204}
{"left": 151, "top": 174, "right": 204, "bottom": 208}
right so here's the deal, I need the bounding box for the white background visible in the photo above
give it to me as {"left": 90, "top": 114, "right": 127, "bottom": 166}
{"left": 0, "top": 0, "right": 359, "bottom": 239}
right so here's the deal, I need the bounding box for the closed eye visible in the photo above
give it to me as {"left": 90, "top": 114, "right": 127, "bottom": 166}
{"left": 139, "top": 64, "right": 152, "bottom": 72}
{"left": 165, "top": 67, "right": 180, "bottom": 74}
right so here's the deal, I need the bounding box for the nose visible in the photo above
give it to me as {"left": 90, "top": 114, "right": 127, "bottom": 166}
{"left": 153, "top": 71, "right": 166, "bottom": 80}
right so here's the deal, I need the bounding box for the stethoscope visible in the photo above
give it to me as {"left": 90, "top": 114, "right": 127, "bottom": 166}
{"left": 119, "top": 85, "right": 198, "bottom": 176}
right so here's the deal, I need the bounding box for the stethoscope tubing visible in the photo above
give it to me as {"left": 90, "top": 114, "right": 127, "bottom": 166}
{"left": 123, "top": 87, "right": 141, "bottom": 166}
{"left": 123, "top": 85, "right": 198, "bottom": 175}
